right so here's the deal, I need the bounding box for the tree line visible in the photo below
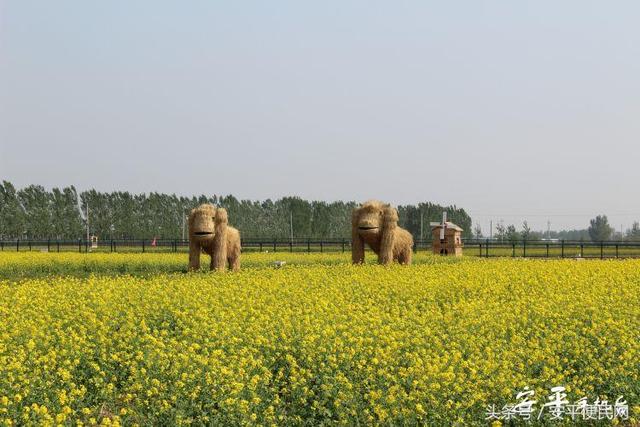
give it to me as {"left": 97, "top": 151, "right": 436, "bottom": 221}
{"left": 476, "top": 215, "right": 640, "bottom": 242}
{"left": 0, "top": 181, "right": 472, "bottom": 241}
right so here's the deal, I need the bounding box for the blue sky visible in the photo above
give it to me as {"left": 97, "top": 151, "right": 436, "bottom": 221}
{"left": 1, "top": 1, "right": 640, "bottom": 231}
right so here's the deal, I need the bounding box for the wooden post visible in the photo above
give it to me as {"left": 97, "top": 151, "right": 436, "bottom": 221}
{"left": 561, "top": 240, "right": 565, "bottom": 258}
{"left": 600, "top": 242, "right": 604, "bottom": 259}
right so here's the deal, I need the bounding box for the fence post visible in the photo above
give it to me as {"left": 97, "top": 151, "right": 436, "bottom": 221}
{"left": 546, "top": 244, "right": 549, "bottom": 258}
{"left": 57, "top": 241, "right": 60, "bottom": 252}
{"left": 342, "top": 239, "right": 345, "bottom": 253}
{"left": 47, "top": 239, "right": 50, "bottom": 252}
{"left": 616, "top": 244, "right": 619, "bottom": 259}
{"left": 85, "top": 239, "right": 88, "bottom": 253}
{"left": 29, "top": 241, "right": 32, "bottom": 251}
{"left": 289, "top": 241, "right": 293, "bottom": 253}
{"left": 561, "top": 240, "right": 565, "bottom": 258}
{"left": 320, "top": 241, "right": 323, "bottom": 253}
{"left": 523, "top": 241, "right": 526, "bottom": 258}
{"left": 142, "top": 240, "right": 145, "bottom": 253}
{"left": 78, "top": 239, "right": 82, "bottom": 253}
{"left": 273, "top": 239, "right": 277, "bottom": 252}
{"left": 485, "top": 239, "right": 489, "bottom": 257}
{"left": 512, "top": 243, "right": 516, "bottom": 257}
{"left": 600, "top": 242, "right": 604, "bottom": 259}
{"left": 580, "top": 244, "right": 584, "bottom": 258}
{"left": 17, "top": 239, "right": 20, "bottom": 252}
{"left": 259, "top": 242, "right": 263, "bottom": 252}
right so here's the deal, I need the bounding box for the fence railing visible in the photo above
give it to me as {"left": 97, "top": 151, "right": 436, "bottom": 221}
{"left": 2, "top": 238, "right": 640, "bottom": 258}
{"left": 463, "top": 239, "right": 640, "bottom": 259}
{"left": 0, "top": 238, "right": 358, "bottom": 254}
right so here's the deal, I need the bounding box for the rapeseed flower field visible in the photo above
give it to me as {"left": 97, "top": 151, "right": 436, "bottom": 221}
{"left": 1, "top": 253, "right": 639, "bottom": 425}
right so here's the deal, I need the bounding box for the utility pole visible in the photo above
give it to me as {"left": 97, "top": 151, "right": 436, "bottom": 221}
{"left": 289, "top": 211, "right": 294, "bottom": 243}
{"left": 86, "top": 204, "right": 90, "bottom": 243}
{"left": 547, "top": 220, "right": 551, "bottom": 240}
{"left": 182, "top": 213, "right": 186, "bottom": 241}
{"left": 489, "top": 220, "right": 493, "bottom": 240}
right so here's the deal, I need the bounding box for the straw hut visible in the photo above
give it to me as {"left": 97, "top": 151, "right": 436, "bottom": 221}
{"left": 430, "top": 221, "right": 463, "bottom": 256}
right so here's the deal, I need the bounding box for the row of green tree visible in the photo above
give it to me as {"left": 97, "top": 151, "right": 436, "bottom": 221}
{"left": 0, "top": 181, "right": 472, "bottom": 241}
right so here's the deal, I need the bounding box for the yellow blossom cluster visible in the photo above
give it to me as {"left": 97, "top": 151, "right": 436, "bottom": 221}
{"left": 0, "top": 251, "right": 460, "bottom": 279}
{"left": 1, "top": 253, "right": 639, "bottom": 425}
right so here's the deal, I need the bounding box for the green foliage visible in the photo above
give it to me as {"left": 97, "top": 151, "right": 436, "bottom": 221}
{"left": 506, "top": 225, "right": 518, "bottom": 243}
{"left": 0, "top": 181, "right": 473, "bottom": 240}
{"left": 588, "top": 215, "right": 614, "bottom": 242}
{"left": 397, "top": 203, "right": 473, "bottom": 240}
{"left": 521, "top": 221, "right": 531, "bottom": 241}
{"left": 0, "top": 181, "right": 24, "bottom": 239}
{"left": 627, "top": 222, "right": 640, "bottom": 241}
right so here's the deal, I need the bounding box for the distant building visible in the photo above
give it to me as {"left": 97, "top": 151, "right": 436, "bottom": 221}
{"left": 431, "top": 222, "right": 464, "bottom": 256}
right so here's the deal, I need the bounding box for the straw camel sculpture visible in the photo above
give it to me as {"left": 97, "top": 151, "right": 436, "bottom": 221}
{"left": 188, "top": 204, "right": 241, "bottom": 271}
{"left": 352, "top": 200, "right": 413, "bottom": 265}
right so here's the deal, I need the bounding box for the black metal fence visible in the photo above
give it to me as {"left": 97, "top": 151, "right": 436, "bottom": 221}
{"left": 0, "top": 238, "right": 357, "bottom": 253}
{"left": 2, "top": 238, "right": 640, "bottom": 259}
{"left": 465, "top": 239, "right": 640, "bottom": 259}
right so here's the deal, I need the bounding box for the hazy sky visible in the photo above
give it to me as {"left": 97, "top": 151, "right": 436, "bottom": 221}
{"left": 1, "top": 1, "right": 640, "bottom": 231}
